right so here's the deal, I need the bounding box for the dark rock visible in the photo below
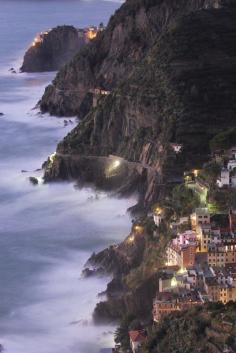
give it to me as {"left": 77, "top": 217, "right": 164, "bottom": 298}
{"left": 34, "top": 168, "right": 42, "bottom": 172}
{"left": 81, "top": 267, "right": 105, "bottom": 278}
{"left": 39, "top": 0, "right": 225, "bottom": 117}
{"left": 0, "top": 113, "right": 4, "bottom": 116}
{"left": 21, "top": 170, "right": 28, "bottom": 173}
{"left": 29, "top": 176, "right": 38, "bottom": 185}
{"left": 21, "top": 26, "right": 87, "bottom": 73}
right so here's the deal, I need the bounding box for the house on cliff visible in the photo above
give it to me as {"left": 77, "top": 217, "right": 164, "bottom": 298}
{"left": 129, "top": 330, "right": 146, "bottom": 353}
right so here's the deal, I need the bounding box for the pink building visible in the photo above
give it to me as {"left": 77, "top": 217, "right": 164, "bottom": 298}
{"left": 173, "top": 230, "right": 197, "bottom": 247}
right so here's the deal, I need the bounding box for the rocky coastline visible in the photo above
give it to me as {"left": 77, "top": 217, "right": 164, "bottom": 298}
{"left": 36, "top": 0, "right": 236, "bottom": 326}
{"left": 17, "top": 0, "right": 236, "bottom": 350}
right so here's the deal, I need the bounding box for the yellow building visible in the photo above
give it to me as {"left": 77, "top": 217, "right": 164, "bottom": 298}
{"left": 191, "top": 208, "right": 210, "bottom": 231}
{"left": 208, "top": 243, "right": 236, "bottom": 267}
{"left": 196, "top": 224, "right": 212, "bottom": 252}
{"left": 206, "top": 279, "right": 236, "bottom": 304}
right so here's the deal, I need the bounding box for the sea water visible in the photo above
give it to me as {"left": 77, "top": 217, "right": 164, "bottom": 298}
{"left": 0, "top": 1, "right": 133, "bottom": 352}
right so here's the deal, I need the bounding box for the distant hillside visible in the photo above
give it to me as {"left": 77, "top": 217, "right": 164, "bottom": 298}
{"left": 21, "top": 26, "right": 85, "bottom": 72}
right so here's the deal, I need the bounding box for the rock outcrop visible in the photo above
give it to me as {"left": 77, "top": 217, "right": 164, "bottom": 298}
{"left": 21, "top": 26, "right": 85, "bottom": 72}
{"left": 43, "top": 0, "right": 236, "bottom": 207}
{"left": 85, "top": 221, "right": 169, "bottom": 322}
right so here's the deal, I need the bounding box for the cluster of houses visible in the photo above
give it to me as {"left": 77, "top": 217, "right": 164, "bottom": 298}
{"left": 31, "top": 29, "right": 52, "bottom": 47}
{"left": 77, "top": 23, "right": 105, "bottom": 42}
{"left": 152, "top": 206, "right": 236, "bottom": 324}
{"left": 101, "top": 145, "right": 236, "bottom": 353}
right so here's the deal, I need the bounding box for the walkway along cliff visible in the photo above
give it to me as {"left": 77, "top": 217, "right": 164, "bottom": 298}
{"left": 42, "top": 0, "right": 236, "bottom": 209}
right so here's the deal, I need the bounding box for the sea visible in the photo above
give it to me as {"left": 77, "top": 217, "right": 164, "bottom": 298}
{"left": 0, "top": 1, "right": 134, "bottom": 353}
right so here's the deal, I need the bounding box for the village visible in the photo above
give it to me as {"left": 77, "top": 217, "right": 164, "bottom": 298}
{"left": 100, "top": 142, "right": 236, "bottom": 353}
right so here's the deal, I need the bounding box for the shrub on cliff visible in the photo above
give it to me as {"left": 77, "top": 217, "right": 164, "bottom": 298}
{"left": 210, "top": 128, "right": 236, "bottom": 152}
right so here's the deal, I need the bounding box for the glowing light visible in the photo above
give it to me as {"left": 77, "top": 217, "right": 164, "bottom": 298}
{"left": 193, "top": 169, "right": 199, "bottom": 177}
{"left": 49, "top": 152, "right": 56, "bottom": 164}
{"left": 113, "top": 160, "right": 121, "bottom": 168}
{"left": 171, "top": 277, "right": 177, "bottom": 287}
{"left": 128, "top": 235, "right": 135, "bottom": 244}
{"left": 155, "top": 207, "right": 163, "bottom": 215}
{"left": 86, "top": 29, "right": 97, "bottom": 40}
{"left": 134, "top": 225, "right": 143, "bottom": 234}
{"left": 105, "top": 159, "right": 122, "bottom": 178}
{"left": 177, "top": 267, "right": 186, "bottom": 274}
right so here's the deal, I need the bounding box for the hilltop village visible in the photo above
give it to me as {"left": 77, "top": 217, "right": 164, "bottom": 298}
{"left": 20, "top": 24, "right": 105, "bottom": 73}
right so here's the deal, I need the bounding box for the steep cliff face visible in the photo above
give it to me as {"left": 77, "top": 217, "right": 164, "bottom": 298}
{"left": 86, "top": 220, "right": 169, "bottom": 322}
{"left": 44, "top": 2, "right": 236, "bottom": 206}
{"left": 39, "top": 0, "right": 224, "bottom": 117}
{"left": 21, "top": 26, "right": 84, "bottom": 72}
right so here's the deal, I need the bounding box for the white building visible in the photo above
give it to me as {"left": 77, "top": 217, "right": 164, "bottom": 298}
{"left": 191, "top": 208, "right": 210, "bottom": 230}
{"left": 228, "top": 160, "right": 236, "bottom": 171}
{"left": 217, "top": 168, "right": 230, "bottom": 188}
{"left": 170, "top": 143, "right": 183, "bottom": 154}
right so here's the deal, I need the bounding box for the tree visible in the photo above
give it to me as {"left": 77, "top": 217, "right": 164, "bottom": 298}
{"left": 200, "top": 162, "right": 221, "bottom": 187}
{"left": 210, "top": 127, "right": 236, "bottom": 151}
{"left": 171, "top": 184, "right": 200, "bottom": 217}
{"left": 211, "top": 188, "right": 236, "bottom": 212}
{"left": 115, "top": 314, "right": 135, "bottom": 351}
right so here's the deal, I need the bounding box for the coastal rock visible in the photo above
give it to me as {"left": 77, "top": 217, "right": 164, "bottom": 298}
{"left": 21, "top": 26, "right": 86, "bottom": 73}
{"left": 29, "top": 176, "right": 38, "bottom": 185}
{"left": 0, "top": 113, "right": 4, "bottom": 116}
{"left": 82, "top": 267, "right": 105, "bottom": 278}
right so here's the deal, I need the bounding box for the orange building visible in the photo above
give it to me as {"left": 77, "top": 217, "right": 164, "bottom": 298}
{"left": 208, "top": 242, "right": 236, "bottom": 267}
{"left": 153, "top": 291, "right": 201, "bottom": 322}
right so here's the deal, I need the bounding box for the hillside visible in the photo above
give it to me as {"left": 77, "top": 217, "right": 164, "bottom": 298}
{"left": 39, "top": 0, "right": 224, "bottom": 117}
{"left": 144, "top": 302, "right": 236, "bottom": 353}
{"left": 43, "top": 0, "right": 236, "bottom": 207}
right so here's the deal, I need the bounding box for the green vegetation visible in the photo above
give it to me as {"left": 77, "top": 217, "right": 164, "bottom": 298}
{"left": 143, "top": 302, "right": 236, "bottom": 353}
{"left": 210, "top": 127, "right": 236, "bottom": 151}
{"left": 171, "top": 184, "right": 200, "bottom": 217}
{"left": 210, "top": 188, "right": 236, "bottom": 212}
{"left": 199, "top": 162, "right": 221, "bottom": 188}
{"left": 115, "top": 314, "right": 136, "bottom": 351}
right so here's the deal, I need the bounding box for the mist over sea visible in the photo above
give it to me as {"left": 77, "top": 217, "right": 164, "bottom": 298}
{"left": 0, "top": 1, "right": 133, "bottom": 352}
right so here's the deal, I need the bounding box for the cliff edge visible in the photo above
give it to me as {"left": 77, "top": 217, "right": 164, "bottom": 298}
{"left": 21, "top": 26, "right": 85, "bottom": 73}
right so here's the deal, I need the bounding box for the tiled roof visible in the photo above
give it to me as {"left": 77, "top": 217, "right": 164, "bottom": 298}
{"left": 129, "top": 331, "right": 146, "bottom": 343}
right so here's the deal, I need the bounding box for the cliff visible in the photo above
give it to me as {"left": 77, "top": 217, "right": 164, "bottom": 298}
{"left": 85, "top": 219, "right": 170, "bottom": 322}
{"left": 43, "top": 0, "right": 236, "bottom": 207}
{"left": 21, "top": 26, "right": 85, "bottom": 72}
{"left": 39, "top": 0, "right": 225, "bottom": 117}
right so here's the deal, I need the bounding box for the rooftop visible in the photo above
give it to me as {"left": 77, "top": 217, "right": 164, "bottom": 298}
{"left": 129, "top": 330, "right": 146, "bottom": 343}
